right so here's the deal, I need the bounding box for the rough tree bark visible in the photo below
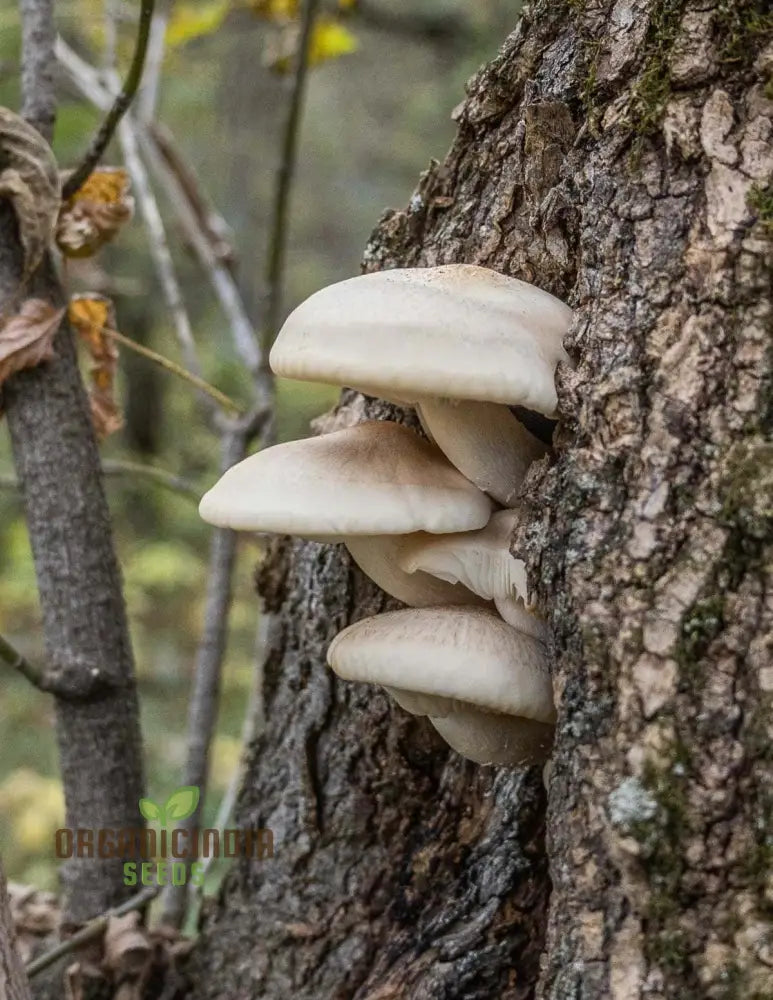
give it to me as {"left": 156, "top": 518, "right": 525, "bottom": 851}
{"left": 2, "top": 0, "right": 145, "bottom": 923}
{"left": 188, "top": 1, "right": 772, "bottom": 997}
{"left": 0, "top": 856, "right": 32, "bottom": 1000}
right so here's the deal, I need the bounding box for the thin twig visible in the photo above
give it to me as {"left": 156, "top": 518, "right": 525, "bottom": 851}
{"left": 0, "top": 460, "right": 200, "bottom": 503}
{"left": 139, "top": 129, "right": 263, "bottom": 379}
{"left": 136, "top": 0, "right": 172, "bottom": 122}
{"left": 263, "top": 0, "right": 320, "bottom": 358}
{"left": 0, "top": 633, "right": 47, "bottom": 690}
{"left": 101, "top": 323, "right": 242, "bottom": 415}
{"left": 101, "top": 459, "right": 200, "bottom": 501}
{"left": 161, "top": 428, "right": 249, "bottom": 928}
{"left": 56, "top": 40, "right": 221, "bottom": 423}
{"left": 202, "top": 612, "right": 269, "bottom": 880}
{"left": 62, "top": 0, "right": 155, "bottom": 199}
{"left": 20, "top": 0, "right": 56, "bottom": 140}
{"left": 25, "top": 885, "right": 159, "bottom": 978}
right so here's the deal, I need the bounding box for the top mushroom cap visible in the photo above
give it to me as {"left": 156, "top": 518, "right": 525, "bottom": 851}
{"left": 198, "top": 420, "right": 492, "bottom": 537}
{"left": 328, "top": 606, "right": 555, "bottom": 723}
{"left": 269, "top": 264, "right": 572, "bottom": 415}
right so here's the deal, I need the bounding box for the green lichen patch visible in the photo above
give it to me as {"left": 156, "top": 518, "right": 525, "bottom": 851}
{"left": 629, "top": 748, "right": 697, "bottom": 981}
{"left": 675, "top": 594, "right": 725, "bottom": 686}
{"left": 720, "top": 441, "right": 773, "bottom": 541}
{"left": 716, "top": 0, "right": 773, "bottom": 68}
{"left": 748, "top": 180, "right": 773, "bottom": 234}
{"left": 625, "top": 0, "right": 686, "bottom": 140}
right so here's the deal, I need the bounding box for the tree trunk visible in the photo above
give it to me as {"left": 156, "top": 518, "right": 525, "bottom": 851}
{"left": 2, "top": 0, "right": 146, "bottom": 924}
{"left": 0, "top": 855, "right": 32, "bottom": 1000}
{"left": 188, "top": 2, "right": 773, "bottom": 997}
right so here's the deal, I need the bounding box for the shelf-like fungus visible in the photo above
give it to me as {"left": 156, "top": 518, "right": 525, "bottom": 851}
{"left": 269, "top": 264, "right": 571, "bottom": 506}
{"left": 327, "top": 606, "right": 556, "bottom": 767}
{"left": 198, "top": 420, "right": 492, "bottom": 608}
{"left": 398, "top": 509, "right": 548, "bottom": 643}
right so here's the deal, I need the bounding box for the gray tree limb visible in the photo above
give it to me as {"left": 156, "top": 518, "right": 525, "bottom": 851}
{"left": 3, "top": 0, "right": 146, "bottom": 923}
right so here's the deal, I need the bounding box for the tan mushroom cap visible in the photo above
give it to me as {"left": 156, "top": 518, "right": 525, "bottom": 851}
{"left": 269, "top": 264, "right": 572, "bottom": 415}
{"left": 199, "top": 420, "right": 492, "bottom": 537}
{"left": 327, "top": 606, "right": 555, "bottom": 724}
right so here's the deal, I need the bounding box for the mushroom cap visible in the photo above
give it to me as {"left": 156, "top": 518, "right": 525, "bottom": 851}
{"left": 199, "top": 420, "right": 492, "bottom": 536}
{"left": 270, "top": 264, "right": 572, "bottom": 414}
{"left": 399, "top": 509, "right": 528, "bottom": 602}
{"left": 327, "top": 606, "right": 555, "bottom": 723}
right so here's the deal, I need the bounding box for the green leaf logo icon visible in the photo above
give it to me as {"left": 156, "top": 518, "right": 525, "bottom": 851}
{"left": 139, "top": 798, "right": 163, "bottom": 823}
{"left": 164, "top": 786, "right": 200, "bottom": 822}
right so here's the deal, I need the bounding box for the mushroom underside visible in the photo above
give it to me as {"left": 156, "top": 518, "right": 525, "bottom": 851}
{"left": 430, "top": 706, "right": 554, "bottom": 767}
{"left": 416, "top": 397, "right": 548, "bottom": 507}
{"left": 345, "top": 536, "right": 489, "bottom": 609}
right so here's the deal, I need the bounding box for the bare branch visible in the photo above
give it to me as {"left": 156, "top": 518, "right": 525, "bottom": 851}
{"left": 1, "top": 459, "right": 200, "bottom": 503}
{"left": 20, "top": 0, "right": 56, "bottom": 140}
{"left": 139, "top": 129, "right": 264, "bottom": 379}
{"left": 57, "top": 40, "right": 228, "bottom": 424}
{"left": 62, "top": 0, "right": 155, "bottom": 199}
{"left": 161, "top": 428, "right": 251, "bottom": 929}
{"left": 25, "top": 885, "right": 158, "bottom": 979}
{"left": 101, "top": 323, "right": 242, "bottom": 415}
{"left": 136, "top": 0, "right": 172, "bottom": 122}
{"left": 0, "top": 632, "right": 48, "bottom": 690}
{"left": 263, "top": 0, "right": 321, "bottom": 356}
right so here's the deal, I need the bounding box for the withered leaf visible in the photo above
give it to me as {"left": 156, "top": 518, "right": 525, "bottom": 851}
{"left": 103, "top": 912, "right": 151, "bottom": 977}
{"left": 0, "top": 106, "right": 61, "bottom": 278}
{"left": 56, "top": 168, "right": 134, "bottom": 258}
{"left": 0, "top": 298, "right": 64, "bottom": 386}
{"left": 68, "top": 294, "right": 124, "bottom": 440}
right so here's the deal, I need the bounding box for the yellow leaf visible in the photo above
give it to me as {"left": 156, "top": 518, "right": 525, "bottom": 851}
{"left": 68, "top": 294, "right": 124, "bottom": 440}
{"left": 337, "top": 0, "right": 357, "bottom": 11}
{"left": 247, "top": 0, "right": 298, "bottom": 19}
{"left": 166, "top": 0, "right": 230, "bottom": 47}
{"left": 309, "top": 16, "right": 358, "bottom": 65}
{"left": 56, "top": 167, "right": 133, "bottom": 258}
{"left": 267, "top": 15, "right": 358, "bottom": 73}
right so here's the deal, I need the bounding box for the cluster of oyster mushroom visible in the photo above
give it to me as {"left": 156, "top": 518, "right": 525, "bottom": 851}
{"left": 199, "top": 264, "right": 572, "bottom": 767}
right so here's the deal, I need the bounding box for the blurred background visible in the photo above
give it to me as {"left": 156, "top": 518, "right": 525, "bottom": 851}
{"left": 0, "top": 0, "right": 516, "bottom": 889}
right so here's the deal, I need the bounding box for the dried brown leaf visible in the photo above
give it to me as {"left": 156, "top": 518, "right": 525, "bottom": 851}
{"left": 68, "top": 294, "right": 124, "bottom": 440}
{"left": 0, "top": 298, "right": 64, "bottom": 386}
{"left": 56, "top": 168, "right": 134, "bottom": 258}
{"left": 64, "top": 962, "right": 83, "bottom": 1000}
{"left": 0, "top": 107, "right": 61, "bottom": 278}
{"left": 103, "top": 912, "right": 151, "bottom": 977}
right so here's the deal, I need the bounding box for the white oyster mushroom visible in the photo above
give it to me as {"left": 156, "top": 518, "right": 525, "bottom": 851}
{"left": 198, "top": 420, "right": 493, "bottom": 608}
{"left": 269, "top": 264, "right": 571, "bottom": 506}
{"left": 327, "top": 606, "right": 556, "bottom": 767}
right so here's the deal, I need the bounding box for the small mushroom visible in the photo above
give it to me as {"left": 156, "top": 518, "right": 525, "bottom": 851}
{"left": 269, "top": 264, "right": 571, "bottom": 505}
{"left": 327, "top": 606, "right": 555, "bottom": 767}
{"left": 199, "top": 420, "right": 492, "bottom": 607}
{"left": 398, "top": 509, "right": 548, "bottom": 643}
